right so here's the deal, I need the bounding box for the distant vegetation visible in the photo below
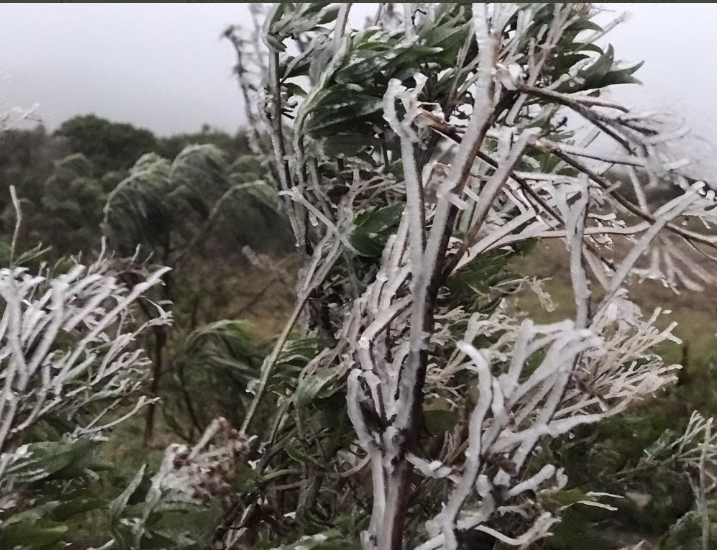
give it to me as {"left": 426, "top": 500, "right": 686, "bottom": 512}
{"left": 0, "top": 115, "right": 273, "bottom": 258}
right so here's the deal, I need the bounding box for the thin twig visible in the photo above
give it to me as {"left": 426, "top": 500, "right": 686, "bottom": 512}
{"left": 9, "top": 186, "right": 21, "bottom": 266}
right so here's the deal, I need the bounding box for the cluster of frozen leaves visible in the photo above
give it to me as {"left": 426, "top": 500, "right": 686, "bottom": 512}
{"left": 216, "top": 4, "right": 717, "bottom": 550}
{"left": 0, "top": 252, "right": 171, "bottom": 547}
{"left": 5, "top": 3, "right": 717, "bottom": 550}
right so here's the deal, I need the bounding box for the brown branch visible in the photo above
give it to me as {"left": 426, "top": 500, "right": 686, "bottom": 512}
{"left": 376, "top": 11, "right": 498, "bottom": 550}
{"left": 474, "top": 150, "right": 617, "bottom": 272}
{"left": 428, "top": 128, "right": 617, "bottom": 274}
{"left": 546, "top": 146, "right": 717, "bottom": 250}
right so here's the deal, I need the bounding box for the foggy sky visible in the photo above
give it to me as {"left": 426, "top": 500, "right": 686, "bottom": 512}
{"left": 1, "top": 3, "right": 716, "bottom": 138}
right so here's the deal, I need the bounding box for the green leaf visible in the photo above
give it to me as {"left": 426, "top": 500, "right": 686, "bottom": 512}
{"left": 546, "top": 508, "right": 609, "bottom": 550}
{"left": 265, "top": 4, "right": 291, "bottom": 49}
{"left": 598, "top": 61, "right": 644, "bottom": 87}
{"left": 110, "top": 464, "right": 147, "bottom": 521}
{"left": 304, "top": 89, "right": 384, "bottom": 137}
{"left": 430, "top": 2, "right": 468, "bottom": 27}
{"left": 0, "top": 522, "right": 68, "bottom": 549}
{"left": 135, "top": 528, "right": 187, "bottom": 550}
{"left": 545, "top": 488, "right": 588, "bottom": 508}
{"left": 644, "top": 429, "right": 679, "bottom": 461}
{"left": 336, "top": 49, "right": 396, "bottom": 83}
{"left": 277, "top": 338, "right": 329, "bottom": 369}
{"left": 285, "top": 442, "right": 324, "bottom": 467}
{"left": 278, "top": 530, "right": 360, "bottom": 550}
{"left": 321, "top": 133, "right": 376, "bottom": 158}
{"left": 424, "top": 399, "right": 458, "bottom": 435}
{"left": 315, "top": 4, "right": 341, "bottom": 25}
{"left": 51, "top": 497, "right": 105, "bottom": 522}
{"left": 284, "top": 82, "right": 308, "bottom": 97}
{"left": 13, "top": 243, "right": 50, "bottom": 268}
{"left": 421, "top": 18, "right": 471, "bottom": 55}
{"left": 445, "top": 248, "right": 516, "bottom": 303}
{"left": 575, "top": 43, "right": 604, "bottom": 55}
{"left": 582, "top": 44, "right": 615, "bottom": 80}
{"left": 558, "top": 44, "right": 642, "bottom": 92}
{"left": 270, "top": 3, "right": 340, "bottom": 38}
{"left": 566, "top": 19, "right": 603, "bottom": 33}
{"left": 284, "top": 56, "right": 312, "bottom": 79}
{"left": 552, "top": 53, "right": 589, "bottom": 74}
{"left": 349, "top": 204, "right": 403, "bottom": 257}
{"left": 295, "top": 371, "right": 336, "bottom": 409}
{"left": 4, "top": 439, "right": 102, "bottom": 484}
{"left": 1, "top": 502, "right": 62, "bottom": 527}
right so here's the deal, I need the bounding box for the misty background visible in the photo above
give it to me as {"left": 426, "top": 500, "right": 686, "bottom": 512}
{"left": 1, "top": 3, "right": 716, "bottom": 140}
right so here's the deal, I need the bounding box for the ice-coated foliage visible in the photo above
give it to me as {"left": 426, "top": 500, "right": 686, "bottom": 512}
{"left": 214, "top": 4, "right": 717, "bottom": 550}
{"left": 0, "top": 260, "right": 170, "bottom": 452}
{"left": 0, "top": 254, "right": 170, "bottom": 547}
{"left": 5, "top": 3, "right": 717, "bottom": 550}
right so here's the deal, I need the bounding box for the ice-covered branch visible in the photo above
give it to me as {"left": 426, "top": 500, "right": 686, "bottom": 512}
{"left": 0, "top": 261, "right": 170, "bottom": 454}
{"left": 223, "top": 3, "right": 717, "bottom": 549}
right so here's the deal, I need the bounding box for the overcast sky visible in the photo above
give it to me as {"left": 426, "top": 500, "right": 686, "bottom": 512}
{"left": 1, "top": 3, "right": 716, "bottom": 138}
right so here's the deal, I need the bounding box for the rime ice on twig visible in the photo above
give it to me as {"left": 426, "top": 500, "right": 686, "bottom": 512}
{"left": 223, "top": 3, "right": 717, "bottom": 549}
{"left": 0, "top": 260, "right": 170, "bottom": 460}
